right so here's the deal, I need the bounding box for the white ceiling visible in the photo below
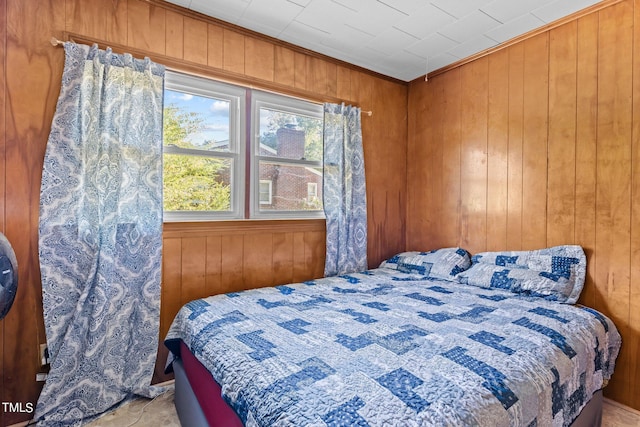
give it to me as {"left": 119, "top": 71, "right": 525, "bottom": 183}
{"left": 165, "top": 0, "right": 602, "bottom": 81}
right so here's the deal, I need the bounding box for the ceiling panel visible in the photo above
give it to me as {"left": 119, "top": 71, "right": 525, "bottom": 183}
{"left": 532, "top": 0, "right": 603, "bottom": 22}
{"left": 429, "top": 0, "right": 494, "bottom": 19}
{"left": 481, "top": 0, "right": 554, "bottom": 23}
{"left": 448, "top": 35, "right": 498, "bottom": 60}
{"left": 438, "top": 11, "right": 502, "bottom": 44}
{"left": 394, "top": 4, "right": 456, "bottom": 40}
{"left": 366, "top": 27, "right": 419, "bottom": 56}
{"left": 485, "top": 13, "right": 546, "bottom": 43}
{"left": 167, "top": 0, "right": 604, "bottom": 81}
{"left": 405, "top": 33, "right": 459, "bottom": 60}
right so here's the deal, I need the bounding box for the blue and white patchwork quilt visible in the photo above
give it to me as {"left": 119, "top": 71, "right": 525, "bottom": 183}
{"left": 165, "top": 268, "right": 620, "bottom": 427}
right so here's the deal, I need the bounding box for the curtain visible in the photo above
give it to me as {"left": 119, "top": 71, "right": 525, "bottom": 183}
{"left": 36, "top": 42, "right": 165, "bottom": 425}
{"left": 323, "top": 103, "right": 368, "bottom": 276}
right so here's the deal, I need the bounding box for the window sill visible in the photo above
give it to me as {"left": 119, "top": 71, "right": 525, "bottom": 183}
{"left": 163, "top": 218, "right": 326, "bottom": 237}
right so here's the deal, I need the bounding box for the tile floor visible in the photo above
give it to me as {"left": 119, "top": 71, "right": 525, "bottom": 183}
{"left": 83, "top": 386, "right": 640, "bottom": 427}
{"left": 85, "top": 389, "right": 179, "bottom": 427}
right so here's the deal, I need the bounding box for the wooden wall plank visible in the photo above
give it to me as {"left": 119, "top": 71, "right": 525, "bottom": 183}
{"left": 306, "top": 231, "right": 326, "bottom": 279}
{"left": 306, "top": 56, "right": 328, "bottom": 96}
{"left": 274, "top": 45, "right": 295, "bottom": 87}
{"left": 325, "top": 62, "right": 337, "bottom": 98}
{"left": 207, "top": 24, "right": 223, "bottom": 69}
{"left": 336, "top": 65, "right": 352, "bottom": 102}
{"left": 294, "top": 51, "right": 307, "bottom": 90}
{"left": 0, "top": 0, "right": 5, "bottom": 234}
{"left": 205, "top": 235, "right": 222, "bottom": 296}
{"left": 161, "top": 238, "right": 182, "bottom": 337}
{"left": 407, "top": 77, "right": 436, "bottom": 249}
{"left": 243, "top": 233, "right": 274, "bottom": 288}
{"left": 486, "top": 48, "right": 509, "bottom": 251}
{"left": 459, "top": 58, "right": 488, "bottom": 253}
{"left": 180, "top": 237, "right": 206, "bottom": 305}
{"left": 223, "top": 29, "right": 244, "bottom": 74}
{"left": 292, "top": 232, "right": 307, "bottom": 283}
{"left": 441, "top": 68, "right": 462, "bottom": 247}
{"left": 183, "top": 16, "right": 208, "bottom": 65}
{"left": 595, "top": 0, "right": 633, "bottom": 404}
{"left": 575, "top": 13, "right": 599, "bottom": 310}
{"left": 245, "top": 37, "right": 274, "bottom": 82}
{"left": 426, "top": 79, "right": 446, "bottom": 250}
{"left": 127, "top": 0, "right": 165, "bottom": 55}
{"left": 521, "top": 33, "right": 549, "bottom": 250}
{"left": 0, "top": 0, "right": 6, "bottom": 421}
{"left": 65, "top": 0, "right": 128, "bottom": 45}
{"left": 154, "top": 236, "right": 183, "bottom": 385}
{"left": 221, "top": 234, "right": 244, "bottom": 292}
{"left": 506, "top": 43, "right": 524, "bottom": 250}
{"left": 165, "top": 10, "right": 184, "bottom": 59}
{"left": 630, "top": 0, "right": 640, "bottom": 407}
{"left": 366, "top": 77, "right": 407, "bottom": 264}
{"left": 547, "top": 22, "right": 577, "bottom": 247}
{"left": 272, "top": 232, "right": 294, "bottom": 285}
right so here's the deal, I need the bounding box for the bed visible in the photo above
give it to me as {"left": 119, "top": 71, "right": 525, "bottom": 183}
{"left": 164, "top": 246, "right": 621, "bottom": 426}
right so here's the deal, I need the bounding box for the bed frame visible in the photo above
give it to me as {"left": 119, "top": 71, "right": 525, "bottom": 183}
{"left": 172, "top": 341, "right": 603, "bottom": 427}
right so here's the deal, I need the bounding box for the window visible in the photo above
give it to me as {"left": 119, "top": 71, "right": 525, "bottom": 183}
{"left": 163, "top": 72, "right": 245, "bottom": 221}
{"left": 162, "top": 71, "right": 323, "bottom": 221}
{"left": 251, "top": 91, "right": 324, "bottom": 219}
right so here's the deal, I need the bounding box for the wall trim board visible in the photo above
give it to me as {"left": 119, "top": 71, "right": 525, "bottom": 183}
{"left": 145, "top": 0, "right": 406, "bottom": 86}
{"left": 59, "top": 32, "right": 367, "bottom": 107}
{"left": 414, "top": 0, "right": 625, "bottom": 83}
{"left": 163, "top": 219, "right": 326, "bottom": 238}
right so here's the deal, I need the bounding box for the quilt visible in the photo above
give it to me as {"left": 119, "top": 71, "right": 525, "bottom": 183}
{"left": 165, "top": 268, "right": 621, "bottom": 427}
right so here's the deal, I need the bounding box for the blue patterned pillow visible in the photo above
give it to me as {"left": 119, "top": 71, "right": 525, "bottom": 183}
{"left": 458, "top": 245, "right": 586, "bottom": 304}
{"left": 379, "top": 248, "right": 471, "bottom": 281}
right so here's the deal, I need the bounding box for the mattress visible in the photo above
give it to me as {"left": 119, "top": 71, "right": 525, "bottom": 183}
{"left": 165, "top": 267, "right": 620, "bottom": 426}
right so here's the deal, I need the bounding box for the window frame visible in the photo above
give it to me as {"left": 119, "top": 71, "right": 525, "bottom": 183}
{"left": 250, "top": 90, "right": 325, "bottom": 220}
{"left": 163, "top": 71, "right": 246, "bottom": 221}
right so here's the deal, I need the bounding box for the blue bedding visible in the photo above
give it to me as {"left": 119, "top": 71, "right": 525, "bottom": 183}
{"left": 165, "top": 268, "right": 621, "bottom": 427}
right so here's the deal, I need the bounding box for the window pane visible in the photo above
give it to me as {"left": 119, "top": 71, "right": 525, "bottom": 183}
{"left": 163, "top": 154, "right": 232, "bottom": 211}
{"left": 258, "top": 108, "right": 323, "bottom": 162}
{"left": 258, "top": 162, "right": 323, "bottom": 211}
{"left": 164, "top": 89, "right": 231, "bottom": 152}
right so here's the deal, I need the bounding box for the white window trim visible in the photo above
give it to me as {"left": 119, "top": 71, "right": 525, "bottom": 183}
{"left": 250, "top": 90, "right": 325, "bottom": 220}
{"left": 163, "top": 71, "right": 246, "bottom": 221}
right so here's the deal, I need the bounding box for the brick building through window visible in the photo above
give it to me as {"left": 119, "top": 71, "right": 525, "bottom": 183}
{"left": 259, "top": 126, "right": 323, "bottom": 211}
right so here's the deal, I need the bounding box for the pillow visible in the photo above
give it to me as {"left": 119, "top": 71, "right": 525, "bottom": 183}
{"left": 379, "top": 248, "right": 471, "bottom": 281}
{"left": 458, "top": 245, "right": 586, "bottom": 303}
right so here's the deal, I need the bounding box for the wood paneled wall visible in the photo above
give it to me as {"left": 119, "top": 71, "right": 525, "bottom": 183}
{"left": 0, "top": 1, "right": 407, "bottom": 425}
{"left": 408, "top": 0, "right": 640, "bottom": 411}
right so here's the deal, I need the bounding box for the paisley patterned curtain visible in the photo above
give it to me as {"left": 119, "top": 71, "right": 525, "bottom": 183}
{"left": 36, "top": 42, "right": 165, "bottom": 425}
{"left": 323, "top": 103, "right": 368, "bottom": 276}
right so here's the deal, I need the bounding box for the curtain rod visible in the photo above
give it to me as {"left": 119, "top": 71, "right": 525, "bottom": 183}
{"left": 49, "top": 35, "right": 373, "bottom": 117}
